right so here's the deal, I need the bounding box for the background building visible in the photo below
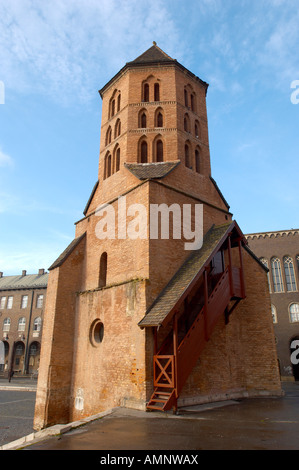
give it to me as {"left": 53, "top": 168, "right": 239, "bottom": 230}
{"left": 0, "top": 269, "right": 48, "bottom": 377}
{"left": 246, "top": 230, "right": 299, "bottom": 381}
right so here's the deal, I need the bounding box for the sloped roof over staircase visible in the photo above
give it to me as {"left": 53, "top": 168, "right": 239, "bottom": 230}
{"left": 138, "top": 221, "right": 245, "bottom": 328}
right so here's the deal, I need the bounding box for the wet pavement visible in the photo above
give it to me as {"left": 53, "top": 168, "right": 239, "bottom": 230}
{"left": 21, "top": 382, "right": 299, "bottom": 451}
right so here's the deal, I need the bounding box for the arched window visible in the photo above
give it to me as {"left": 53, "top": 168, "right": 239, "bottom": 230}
{"left": 297, "top": 254, "right": 299, "bottom": 274}
{"left": 114, "top": 119, "right": 121, "bottom": 138}
{"left": 117, "top": 94, "right": 121, "bottom": 112}
{"left": 3, "top": 318, "right": 10, "bottom": 332}
{"left": 106, "top": 126, "right": 112, "bottom": 146}
{"left": 156, "top": 140, "right": 164, "bottom": 162}
{"left": 184, "top": 88, "right": 188, "bottom": 107}
{"left": 154, "top": 83, "right": 160, "bottom": 101}
{"left": 99, "top": 252, "right": 108, "bottom": 288}
{"left": 271, "top": 305, "right": 278, "bottom": 323}
{"left": 284, "top": 256, "right": 297, "bottom": 292}
{"left": 18, "top": 317, "right": 26, "bottom": 332}
{"left": 114, "top": 146, "right": 120, "bottom": 173}
{"left": 157, "top": 112, "right": 163, "bottom": 127}
{"left": 271, "top": 257, "right": 284, "bottom": 292}
{"left": 195, "top": 148, "right": 200, "bottom": 173}
{"left": 290, "top": 303, "right": 299, "bottom": 323}
{"left": 260, "top": 257, "right": 271, "bottom": 292}
{"left": 15, "top": 343, "right": 24, "bottom": 356}
{"left": 34, "top": 317, "right": 42, "bottom": 332}
{"left": 185, "top": 143, "right": 191, "bottom": 168}
{"left": 143, "top": 83, "right": 149, "bottom": 102}
{"left": 111, "top": 99, "right": 115, "bottom": 117}
{"left": 184, "top": 114, "right": 190, "bottom": 132}
{"left": 104, "top": 152, "right": 112, "bottom": 179}
{"left": 29, "top": 342, "right": 39, "bottom": 356}
{"left": 195, "top": 120, "right": 201, "bottom": 139}
{"left": 140, "top": 141, "right": 148, "bottom": 163}
{"left": 140, "top": 111, "right": 147, "bottom": 129}
{"left": 190, "top": 93, "right": 196, "bottom": 112}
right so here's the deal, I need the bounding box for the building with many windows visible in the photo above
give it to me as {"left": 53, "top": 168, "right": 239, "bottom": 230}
{"left": 0, "top": 269, "right": 48, "bottom": 377}
{"left": 246, "top": 229, "right": 299, "bottom": 381}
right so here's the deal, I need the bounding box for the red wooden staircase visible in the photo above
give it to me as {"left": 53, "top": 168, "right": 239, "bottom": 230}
{"left": 146, "top": 226, "right": 246, "bottom": 412}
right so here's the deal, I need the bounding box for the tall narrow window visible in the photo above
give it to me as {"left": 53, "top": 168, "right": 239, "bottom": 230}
{"left": 271, "top": 305, "right": 278, "bottom": 323}
{"left": 157, "top": 112, "right": 163, "bottom": 127}
{"left": 3, "top": 318, "right": 10, "bottom": 332}
{"left": 117, "top": 94, "right": 121, "bottom": 112}
{"left": 106, "top": 127, "right": 112, "bottom": 146}
{"left": 36, "top": 294, "right": 44, "bottom": 307}
{"left": 297, "top": 254, "right": 299, "bottom": 276}
{"left": 195, "top": 120, "right": 201, "bottom": 139}
{"left": 141, "top": 112, "right": 147, "bottom": 128}
{"left": 114, "top": 119, "right": 121, "bottom": 138}
{"left": 195, "top": 149, "right": 200, "bottom": 173}
{"left": 141, "top": 141, "right": 148, "bottom": 163}
{"left": 99, "top": 252, "right": 107, "bottom": 288}
{"left": 7, "top": 296, "right": 13, "bottom": 309}
{"left": 115, "top": 147, "right": 120, "bottom": 172}
{"left": 260, "top": 258, "right": 271, "bottom": 293}
{"left": 190, "top": 93, "right": 195, "bottom": 112}
{"left": 21, "top": 295, "right": 28, "bottom": 309}
{"left": 111, "top": 99, "right": 115, "bottom": 117}
{"left": 34, "top": 317, "right": 42, "bottom": 332}
{"left": 271, "top": 257, "right": 284, "bottom": 292}
{"left": 185, "top": 144, "right": 190, "bottom": 168}
{"left": 107, "top": 154, "right": 112, "bottom": 177}
{"left": 184, "top": 88, "right": 188, "bottom": 107}
{"left": 143, "top": 84, "right": 149, "bottom": 102}
{"left": 290, "top": 303, "right": 299, "bottom": 323}
{"left": 154, "top": 83, "right": 160, "bottom": 101}
{"left": 156, "top": 140, "right": 163, "bottom": 162}
{"left": 284, "top": 256, "right": 297, "bottom": 292}
{"left": 0, "top": 297, "right": 6, "bottom": 309}
{"left": 18, "top": 317, "right": 26, "bottom": 332}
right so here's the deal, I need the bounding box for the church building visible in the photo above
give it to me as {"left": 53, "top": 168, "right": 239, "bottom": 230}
{"left": 34, "top": 44, "right": 282, "bottom": 430}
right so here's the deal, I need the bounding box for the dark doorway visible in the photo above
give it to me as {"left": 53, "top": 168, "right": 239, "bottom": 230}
{"left": 290, "top": 336, "right": 299, "bottom": 381}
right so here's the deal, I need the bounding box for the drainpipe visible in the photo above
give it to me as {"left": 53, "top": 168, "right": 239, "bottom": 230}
{"left": 23, "top": 290, "right": 34, "bottom": 375}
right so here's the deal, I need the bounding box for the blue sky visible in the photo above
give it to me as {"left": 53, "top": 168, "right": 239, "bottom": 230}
{"left": 0, "top": 0, "right": 298, "bottom": 275}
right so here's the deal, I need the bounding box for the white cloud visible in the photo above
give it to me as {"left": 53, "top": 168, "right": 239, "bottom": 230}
{"left": 0, "top": 0, "right": 182, "bottom": 104}
{"left": 0, "top": 149, "right": 14, "bottom": 168}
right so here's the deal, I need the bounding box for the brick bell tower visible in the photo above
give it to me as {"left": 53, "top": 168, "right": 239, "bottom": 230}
{"left": 34, "top": 44, "right": 281, "bottom": 429}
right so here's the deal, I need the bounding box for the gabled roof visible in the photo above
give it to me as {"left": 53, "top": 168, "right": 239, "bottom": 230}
{"left": 0, "top": 273, "right": 48, "bottom": 291}
{"left": 138, "top": 221, "right": 245, "bottom": 328}
{"left": 125, "top": 161, "right": 180, "bottom": 180}
{"left": 83, "top": 181, "right": 99, "bottom": 216}
{"left": 49, "top": 233, "right": 86, "bottom": 271}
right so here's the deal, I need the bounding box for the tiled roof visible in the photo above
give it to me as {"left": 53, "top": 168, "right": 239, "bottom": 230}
{"left": 124, "top": 160, "right": 180, "bottom": 180}
{"left": 99, "top": 44, "right": 209, "bottom": 98}
{"left": 0, "top": 273, "right": 48, "bottom": 291}
{"left": 138, "top": 222, "right": 234, "bottom": 328}
{"left": 49, "top": 233, "right": 86, "bottom": 271}
{"left": 128, "top": 43, "right": 174, "bottom": 65}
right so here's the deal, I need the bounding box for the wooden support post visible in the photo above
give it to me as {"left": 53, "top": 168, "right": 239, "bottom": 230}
{"left": 173, "top": 314, "right": 178, "bottom": 402}
{"left": 153, "top": 327, "right": 157, "bottom": 355}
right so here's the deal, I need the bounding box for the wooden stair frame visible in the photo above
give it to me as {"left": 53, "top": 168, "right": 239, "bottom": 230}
{"left": 147, "top": 235, "right": 246, "bottom": 412}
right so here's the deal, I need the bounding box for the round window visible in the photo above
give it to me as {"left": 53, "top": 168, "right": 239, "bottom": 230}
{"left": 90, "top": 319, "right": 104, "bottom": 347}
